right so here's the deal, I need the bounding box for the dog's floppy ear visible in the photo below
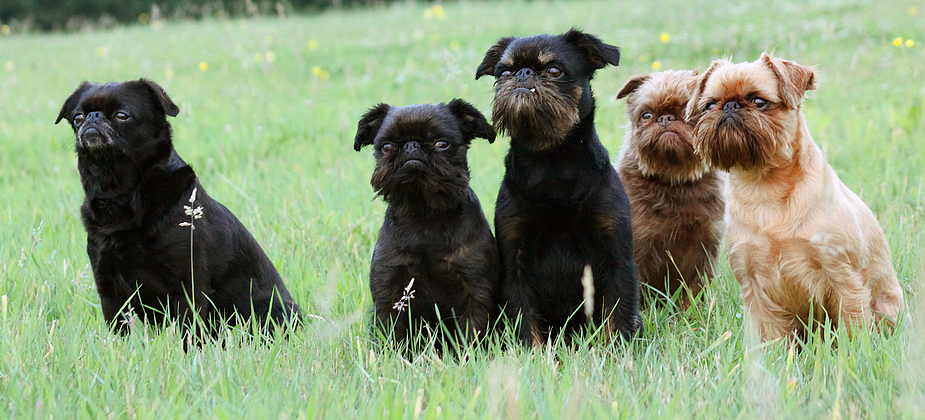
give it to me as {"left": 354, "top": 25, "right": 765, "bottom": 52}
{"left": 563, "top": 28, "right": 620, "bottom": 71}
{"left": 56, "top": 82, "right": 93, "bottom": 124}
{"left": 446, "top": 99, "right": 496, "bottom": 144}
{"left": 475, "top": 37, "right": 515, "bottom": 80}
{"left": 354, "top": 103, "right": 391, "bottom": 151}
{"left": 616, "top": 74, "right": 650, "bottom": 100}
{"left": 761, "top": 52, "right": 817, "bottom": 109}
{"left": 132, "top": 78, "right": 180, "bottom": 117}
{"left": 685, "top": 59, "right": 728, "bottom": 122}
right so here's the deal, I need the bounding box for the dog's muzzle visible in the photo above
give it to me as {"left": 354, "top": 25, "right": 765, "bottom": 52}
{"left": 77, "top": 112, "right": 113, "bottom": 149}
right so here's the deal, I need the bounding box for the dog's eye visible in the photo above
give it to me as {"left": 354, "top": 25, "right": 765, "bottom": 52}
{"left": 641, "top": 112, "right": 652, "bottom": 120}
{"left": 547, "top": 67, "right": 562, "bottom": 77}
{"left": 435, "top": 140, "right": 450, "bottom": 151}
{"left": 381, "top": 143, "right": 394, "bottom": 153}
{"left": 705, "top": 101, "right": 717, "bottom": 111}
{"left": 753, "top": 97, "right": 770, "bottom": 110}
{"left": 115, "top": 112, "right": 131, "bottom": 122}
{"left": 73, "top": 114, "right": 85, "bottom": 126}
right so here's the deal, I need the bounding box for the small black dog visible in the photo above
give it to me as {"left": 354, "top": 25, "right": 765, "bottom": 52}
{"left": 476, "top": 29, "right": 641, "bottom": 345}
{"left": 354, "top": 99, "right": 500, "bottom": 352}
{"left": 56, "top": 79, "right": 300, "bottom": 337}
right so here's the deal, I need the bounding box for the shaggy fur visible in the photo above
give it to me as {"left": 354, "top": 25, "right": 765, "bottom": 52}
{"left": 354, "top": 99, "right": 500, "bottom": 353}
{"left": 687, "top": 53, "right": 904, "bottom": 341}
{"left": 56, "top": 79, "right": 300, "bottom": 337}
{"left": 476, "top": 29, "right": 641, "bottom": 345}
{"left": 615, "top": 70, "right": 725, "bottom": 308}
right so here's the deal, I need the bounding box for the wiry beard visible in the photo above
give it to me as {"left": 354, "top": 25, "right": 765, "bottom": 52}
{"left": 371, "top": 158, "right": 471, "bottom": 213}
{"left": 491, "top": 80, "right": 580, "bottom": 151}
{"left": 693, "top": 111, "right": 790, "bottom": 172}
{"left": 631, "top": 124, "right": 707, "bottom": 183}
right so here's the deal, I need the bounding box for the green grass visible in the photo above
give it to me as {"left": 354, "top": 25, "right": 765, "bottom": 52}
{"left": 1, "top": 0, "right": 924, "bottom": 417}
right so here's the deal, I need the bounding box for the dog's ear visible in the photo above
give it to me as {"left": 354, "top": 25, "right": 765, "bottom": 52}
{"left": 475, "top": 37, "right": 515, "bottom": 80}
{"left": 446, "top": 99, "right": 496, "bottom": 144}
{"left": 616, "top": 74, "right": 650, "bottom": 100}
{"left": 133, "top": 79, "right": 180, "bottom": 117}
{"left": 761, "top": 52, "right": 817, "bottom": 109}
{"left": 56, "top": 82, "right": 93, "bottom": 124}
{"left": 563, "top": 28, "right": 620, "bottom": 70}
{"left": 685, "top": 59, "right": 728, "bottom": 122}
{"left": 354, "top": 103, "right": 391, "bottom": 151}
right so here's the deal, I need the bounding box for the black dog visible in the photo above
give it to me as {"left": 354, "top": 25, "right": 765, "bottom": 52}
{"left": 476, "top": 29, "right": 641, "bottom": 345}
{"left": 56, "top": 79, "right": 300, "bottom": 337}
{"left": 354, "top": 99, "right": 500, "bottom": 352}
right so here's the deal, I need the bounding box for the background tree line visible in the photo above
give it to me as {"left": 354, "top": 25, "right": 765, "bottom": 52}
{"left": 0, "top": 0, "right": 412, "bottom": 32}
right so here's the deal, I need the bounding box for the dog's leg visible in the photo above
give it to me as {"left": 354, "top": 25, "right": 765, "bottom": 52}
{"left": 732, "top": 251, "right": 797, "bottom": 342}
{"left": 598, "top": 269, "right": 642, "bottom": 341}
{"left": 501, "top": 248, "right": 541, "bottom": 346}
{"left": 87, "top": 243, "right": 132, "bottom": 335}
{"left": 810, "top": 232, "right": 873, "bottom": 334}
{"left": 496, "top": 192, "right": 541, "bottom": 346}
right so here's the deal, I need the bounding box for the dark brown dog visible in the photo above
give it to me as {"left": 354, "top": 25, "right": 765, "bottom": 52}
{"left": 615, "top": 70, "right": 725, "bottom": 308}
{"left": 476, "top": 29, "right": 641, "bottom": 345}
{"left": 354, "top": 99, "right": 500, "bottom": 353}
{"left": 57, "top": 79, "right": 300, "bottom": 337}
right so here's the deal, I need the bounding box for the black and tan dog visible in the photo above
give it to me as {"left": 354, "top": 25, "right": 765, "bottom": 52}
{"left": 476, "top": 29, "right": 641, "bottom": 345}
{"left": 354, "top": 99, "right": 500, "bottom": 353}
{"left": 57, "top": 79, "right": 300, "bottom": 337}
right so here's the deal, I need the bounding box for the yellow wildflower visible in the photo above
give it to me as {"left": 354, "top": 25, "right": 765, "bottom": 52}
{"left": 660, "top": 32, "right": 670, "bottom": 43}
{"left": 893, "top": 37, "right": 903, "bottom": 46}
{"left": 1, "top": 25, "right": 10, "bottom": 36}
{"left": 165, "top": 68, "right": 174, "bottom": 79}
{"left": 312, "top": 66, "right": 330, "bottom": 80}
{"left": 652, "top": 61, "right": 662, "bottom": 70}
{"left": 308, "top": 39, "right": 318, "bottom": 50}
{"left": 909, "top": 6, "right": 918, "bottom": 15}
{"left": 424, "top": 5, "right": 446, "bottom": 20}
{"left": 266, "top": 51, "right": 276, "bottom": 62}
{"left": 255, "top": 53, "right": 263, "bottom": 63}
{"left": 199, "top": 62, "right": 208, "bottom": 71}
{"left": 449, "top": 41, "right": 460, "bottom": 51}
{"left": 4, "top": 61, "right": 12, "bottom": 71}
{"left": 905, "top": 39, "right": 915, "bottom": 47}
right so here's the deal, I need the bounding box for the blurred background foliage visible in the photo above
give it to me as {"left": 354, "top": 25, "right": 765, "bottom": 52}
{"left": 0, "top": 0, "right": 421, "bottom": 32}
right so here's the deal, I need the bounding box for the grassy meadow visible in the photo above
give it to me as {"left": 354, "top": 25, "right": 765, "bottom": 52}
{"left": 1, "top": 0, "right": 924, "bottom": 417}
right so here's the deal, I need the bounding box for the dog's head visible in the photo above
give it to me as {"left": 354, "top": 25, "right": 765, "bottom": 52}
{"left": 354, "top": 99, "right": 495, "bottom": 208}
{"left": 686, "top": 53, "right": 816, "bottom": 172}
{"left": 56, "top": 79, "right": 179, "bottom": 162}
{"left": 618, "top": 70, "right": 707, "bottom": 183}
{"left": 475, "top": 28, "right": 619, "bottom": 151}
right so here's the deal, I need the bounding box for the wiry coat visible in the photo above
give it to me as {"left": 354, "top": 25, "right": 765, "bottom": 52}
{"left": 616, "top": 70, "right": 725, "bottom": 307}
{"left": 476, "top": 29, "right": 641, "bottom": 345}
{"left": 688, "top": 54, "right": 904, "bottom": 341}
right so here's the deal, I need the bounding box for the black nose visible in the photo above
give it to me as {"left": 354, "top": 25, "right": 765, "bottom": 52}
{"left": 657, "top": 114, "right": 677, "bottom": 124}
{"left": 87, "top": 111, "right": 104, "bottom": 122}
{"left": 515, "top": 68, "right": 534, "bottom": 80}
{"left": 402, "top": 141, "right": 420, "bottom": 153}
{"left": 723, "top": 101, "right": 742, "bottom": 113}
